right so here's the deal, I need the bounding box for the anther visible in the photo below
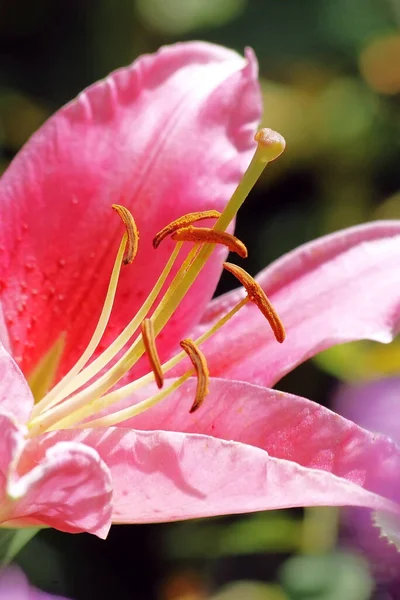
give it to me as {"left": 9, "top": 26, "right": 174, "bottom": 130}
{"left": 141, "top": 318, "right": 163, "bottom": 388}
{"left": 153, "top": 210, "right": 221, "bottom": 249}
{"left": 223, "top": 262, "right": 286, "bottom": 343}
{"left": 172, "top": 227, "right": 248, "bottom": 259}
{"left": 180, "top": 339, "right": 209, "bottom": 413}
{"left": 254, "top": 128, "right": 286, "bottom": 164}
{"left": 112, "top": 204, "right": 139, "bottom": 264}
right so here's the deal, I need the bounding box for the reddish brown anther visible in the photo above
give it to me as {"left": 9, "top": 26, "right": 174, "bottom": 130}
{"left": 112, "top": 204, "right": 139, "bottom": 264}
{"left": 223, "top": 262, "right": 286, "bottom": 343}
{"left": 172, "top": 226, "right": 248, "bottom": 258}
{"left": 141, "top": 318, "right": 163, "bottom": 389}
{"left": 180, "top": 338, "right": 209, "bottom": 413}
{"left": 153, "top": 210, "right": 221, "bottom": 249}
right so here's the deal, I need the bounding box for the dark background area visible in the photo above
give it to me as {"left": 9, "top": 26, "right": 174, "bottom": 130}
{"left": 2, "top": 0, "right": 400, "bottom": 598}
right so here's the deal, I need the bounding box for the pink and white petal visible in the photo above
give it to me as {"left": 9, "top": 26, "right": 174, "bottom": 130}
{"left": 0, "top": 42, "right": 261, "bottom": 379}
{"left": 0, "top": 415, "right": 25, "bottom": 504}
{"left": 0, "top": 344, "right": 33, "bottom": 422}
{"left": 4, "top": 441, "right": 112, "bottom": 538}
{"left": 97, "top": 378, "right": 400, "bottom": 504}
{"left": 191, "top": 221, "right": 400, "bottom": 386}
{"left": 25, "top": 426, "right": 400, "bottom": 524}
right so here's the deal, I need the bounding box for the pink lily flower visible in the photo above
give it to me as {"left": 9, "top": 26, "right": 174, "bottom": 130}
{"left": 1, "top": 41, "right": 400, "bottom": 540}
{"left": 0, "top": 565, "right": 70, "bottom": 599}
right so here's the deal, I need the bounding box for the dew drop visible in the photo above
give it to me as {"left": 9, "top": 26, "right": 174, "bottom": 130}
{"left": 58, "top": 258, "right": 66, "bottom": 268}
{"left": 17, "top": 303, "right": 26, "bottom": 314}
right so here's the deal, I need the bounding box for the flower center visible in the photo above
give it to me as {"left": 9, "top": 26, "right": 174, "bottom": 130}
{"left": 27, "top": 128, "right": 286, "bottom": 437}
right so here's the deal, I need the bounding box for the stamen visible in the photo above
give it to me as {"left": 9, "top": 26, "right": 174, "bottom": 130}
{"left": 31, "top": 227, "right": 129, "bottom": 418}
{"left": 37, "top": 297, "right": 249, "bottom": 430}
{"left": 29, "top": 128, "right": 287, "bottom": 435}
{"left": 179, "top": 339, "right": 209, "bottom": 412}
{"left": 172, "top": 227, "right": 248, "bottom": 259}
{"left": 223, "top": 262, "right": 286, "bottom": 343}
{"left": 149, "top": 129, "right": 287, "bottom": 335}
{"left": 34, "top": 242, "right": 182, "bottom": 416}
{"left": 112, "top": 204, "right": 139, "bottom": 264}
{"left": 74, "top": 372, "right": 192, "bottom": 430}
{"left": 153, "top": 210, "right": 221, "bottom": 248}
{"left": 141, "top": 318, "right": 163, "bottom": 389}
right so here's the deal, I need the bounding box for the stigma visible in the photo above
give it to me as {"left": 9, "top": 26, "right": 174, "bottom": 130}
{"left": 27, "top": 129, "right": 286, "bottom": 436}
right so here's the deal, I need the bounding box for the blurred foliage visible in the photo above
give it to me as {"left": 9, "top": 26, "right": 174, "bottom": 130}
{"left": 1, "top": 0, "right": 400, "bottom": 598}
{"left": 279, "top": 552, "right": 373, "bottom": 600}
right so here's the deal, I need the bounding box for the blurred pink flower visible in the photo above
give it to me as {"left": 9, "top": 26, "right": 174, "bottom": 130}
{"left": 0, "top": 41, "right": 400, "bottom": 540}
{"left": 334, "top": 378, "right": 400, "bottom": 585}
{"left": 0, "top": 566, "right": 69, "bottom": 599}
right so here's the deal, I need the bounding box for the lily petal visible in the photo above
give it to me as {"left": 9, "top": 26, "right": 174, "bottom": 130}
{"left": 0, "top": 42, "right": 261, "bottom": 378}
{"left": 193, "top": 221, "right": 400, "bottom": 386}
{"left": 0, "top": 345, "right": 33, "bottom": 422}
{"left": 3, "top": 430, "right": 112, "bottom": 538}
{"left": 0, "top": 415, "right": 23, "bottom": 503}
{"left": 28, "top": 378, "right": 400, "bottom": 523}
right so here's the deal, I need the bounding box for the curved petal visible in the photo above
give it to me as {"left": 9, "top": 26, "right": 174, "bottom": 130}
{"left": 108, "top": 378, "right": 400, "bottom": 505}
{"left": 26, "top": 426, "right": 399, "bottom": 524}
{"left": 4, "top": 439, "right": 112, "bottom": 538}
{"left": 27, "top": 377, "right": 400, "bottom": 523}
{"left": 0, "top": 42, "right": 261, "bottom": 378}
{"left": 0, "top": 414, "right": 24, "bottom": 503}
{"left": 0, "top": 344, "right": 33, "bottom": 422}
{"left": 191, "top": 221, "right": 400, "bottom": 386}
